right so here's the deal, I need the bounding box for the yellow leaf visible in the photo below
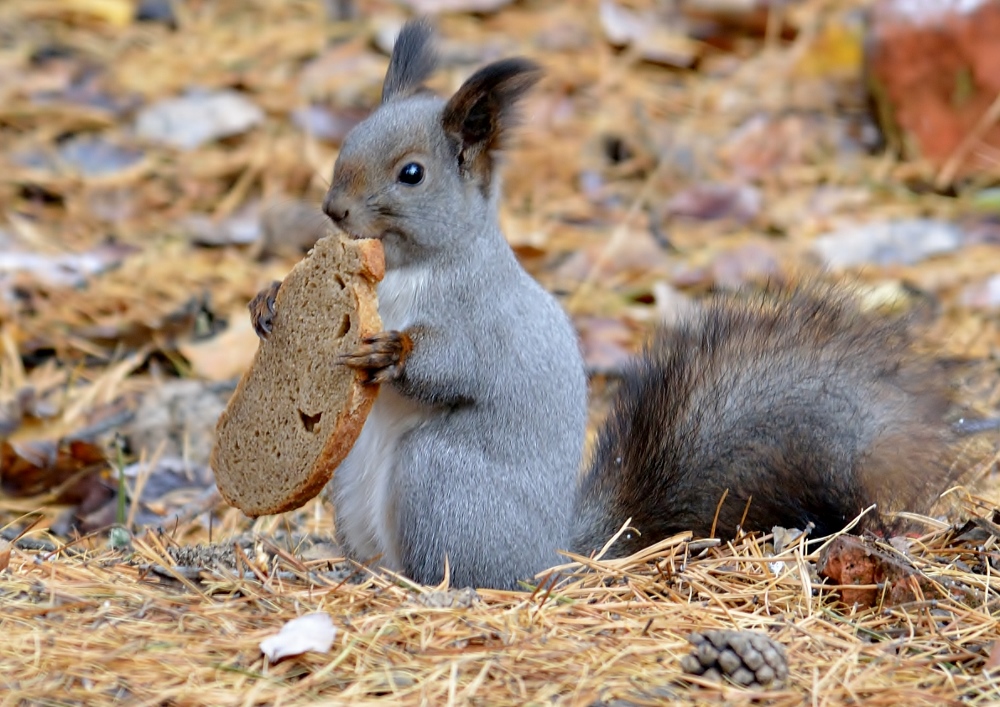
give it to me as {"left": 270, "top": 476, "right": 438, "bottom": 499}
{"left": 61, "top": 0, "right": 135, "bottom": 27}
{"left": 794, "top": 23, "right": 863, "bottom": 79}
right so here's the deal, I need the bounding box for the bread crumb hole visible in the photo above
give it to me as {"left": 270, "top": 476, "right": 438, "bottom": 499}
{"left": 334, "top": 275, "right": 346, "bottom": 289}
{"left": 298, "top": 409, "right": 322, "bottom": 433}
{"left": 336, "top": 314, "right": 351, "bottom": 338}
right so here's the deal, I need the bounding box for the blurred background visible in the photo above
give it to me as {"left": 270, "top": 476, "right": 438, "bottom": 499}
{"left": 1, "top": 0, "right": 999, "bottom": 540}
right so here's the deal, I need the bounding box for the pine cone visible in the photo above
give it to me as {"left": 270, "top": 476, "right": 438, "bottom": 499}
{"left": 680, "top": 629, "right": 788, "bottom": 688}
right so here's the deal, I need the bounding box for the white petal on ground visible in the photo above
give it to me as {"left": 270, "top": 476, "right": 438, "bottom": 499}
{"left": 259, "top": 612, "right": 337, "bottom": 663}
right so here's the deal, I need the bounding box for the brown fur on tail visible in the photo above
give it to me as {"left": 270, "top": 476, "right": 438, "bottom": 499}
{"left": 572, "top": 281, "right": 965, "bottom": 557}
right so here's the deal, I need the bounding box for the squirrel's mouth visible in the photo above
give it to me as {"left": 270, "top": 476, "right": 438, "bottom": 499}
{"left": 336, "top": 227, "right": 382, "bottom": 241}
{"left": 329, "top": 219, "right": 388, "bottom": 241}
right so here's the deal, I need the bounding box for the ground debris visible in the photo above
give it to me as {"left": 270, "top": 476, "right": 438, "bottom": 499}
{"left": 0, "top": 0, "right": 999, "bottom": 703}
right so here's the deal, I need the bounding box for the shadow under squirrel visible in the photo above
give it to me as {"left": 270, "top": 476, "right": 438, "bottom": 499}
{"left": 248, "top": 20, "right": 988, "bottom": 590}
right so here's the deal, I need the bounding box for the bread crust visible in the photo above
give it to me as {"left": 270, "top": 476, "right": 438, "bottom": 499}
{"left": 211, "top": 235, "right": 384, "bottom": 517}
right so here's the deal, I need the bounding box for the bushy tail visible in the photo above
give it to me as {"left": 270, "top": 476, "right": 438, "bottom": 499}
{"left": 572, "top": 281, "right": 972, "bottom": 558}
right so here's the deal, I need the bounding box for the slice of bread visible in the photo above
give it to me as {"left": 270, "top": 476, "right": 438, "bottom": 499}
{"left": 211, "top": 234, "right": 384, "bottom": 517}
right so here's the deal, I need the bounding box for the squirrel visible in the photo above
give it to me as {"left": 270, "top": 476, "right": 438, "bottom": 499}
{"left": 248, "top": 19, "right": 986, "bottom": 590}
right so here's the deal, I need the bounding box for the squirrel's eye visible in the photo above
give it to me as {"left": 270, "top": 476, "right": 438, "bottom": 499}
{"left": 397, "top": 162, "right": 424, "bottom": 186}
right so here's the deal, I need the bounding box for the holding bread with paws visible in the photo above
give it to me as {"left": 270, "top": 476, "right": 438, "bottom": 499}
{"left": 242, "top": 19, "right": 588, "bottom": 589}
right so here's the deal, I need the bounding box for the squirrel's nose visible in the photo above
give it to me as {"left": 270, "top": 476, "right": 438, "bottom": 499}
{"left": 322, "top": 195, "right": 349, "bottom": 223}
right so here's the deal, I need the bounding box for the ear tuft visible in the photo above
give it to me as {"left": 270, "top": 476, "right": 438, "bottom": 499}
{"left": 441, "top": 58, "right": 542, "bottom": 187}
{"left": 381, "top": 18, "right": 438, "bottom": 104}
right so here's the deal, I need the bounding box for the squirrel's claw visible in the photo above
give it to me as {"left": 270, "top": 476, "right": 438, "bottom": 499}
{"left": 249, "top": 280, "right": 282, "bottom": 340}
{"left": 338, "top": 330, "right": 413, "bottom": 384}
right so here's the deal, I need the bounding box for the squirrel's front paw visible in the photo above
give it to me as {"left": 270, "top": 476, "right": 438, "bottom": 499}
{"left": 249, "top": 280, "right": 282, "bottom": 340}
{"left": 338, "top": 330, "right": 413, "bottom": 384}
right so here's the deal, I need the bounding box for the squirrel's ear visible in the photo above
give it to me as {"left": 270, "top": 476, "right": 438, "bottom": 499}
{"left": 441, "top": 58, "right": 542, "bottom": 186}
{"left": 381, "top": 19, "right": 437, "bottom": 104}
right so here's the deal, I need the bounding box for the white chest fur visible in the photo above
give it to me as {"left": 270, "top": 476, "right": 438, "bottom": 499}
{"left": 331, "top": 265, "right": 432, "bottom": 567}
{"left": 377, "top": 265, "right": 430, "bottom": 330}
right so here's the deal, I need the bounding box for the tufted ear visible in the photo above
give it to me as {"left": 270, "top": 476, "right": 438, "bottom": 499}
{"left": 441, "top": 58, "right": 542, "bottom": 190}
{"left": 381, "top": 19, "right": 438, "bottom": 104}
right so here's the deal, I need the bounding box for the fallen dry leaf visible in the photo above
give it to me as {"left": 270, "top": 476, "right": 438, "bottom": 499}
{"left": 599, "top": 0, "right": 702, "bottom": 67}
{"left": 260, "top": 612, "right": 337, "bottom": 663}
{"left": 663, "top": 182, "right": 762, "bottom": 223}
{"left": 177, "top": 311, "right": 259, "bottom": 383}
{"left": 0, "top": 242, "right": 139, "bottom": 290}
{"left": 0, "top": 0, "right": 998, "bottom": 702}
{"left": 1, "top": 438, "right": 108, "bottom": 500}
{"left": 815, "top": 534, "right": 961, "bottom": 609}
{"left": 813, "top": 219, "right": 963, "bottom": 269}
{"left": 398, "top": 0, "right": 515, "bottom": 13}
{"left": 986, "top": 640, "right": 1000, "bottom": 673}
{"left": 52, "top": 0, "right": 134, "bottom": 27}
{"left": 136, "top": 91, "right": 265, "bottom": 151}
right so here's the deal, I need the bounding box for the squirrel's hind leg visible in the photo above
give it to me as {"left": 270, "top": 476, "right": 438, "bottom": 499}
{"left": 393, "top": 431, "right": 568, "bottom": 590}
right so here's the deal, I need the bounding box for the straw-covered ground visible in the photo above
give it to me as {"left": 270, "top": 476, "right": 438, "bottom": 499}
{"left": 3, "top": 509, "right": 1000, "bottom": 705}
{"left": 1, "top": 0, "right": 1000, "bottom": 704}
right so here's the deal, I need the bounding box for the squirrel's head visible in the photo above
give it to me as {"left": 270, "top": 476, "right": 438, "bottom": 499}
{"left": 321, "top": 19, "right": 541, "bottom": 268}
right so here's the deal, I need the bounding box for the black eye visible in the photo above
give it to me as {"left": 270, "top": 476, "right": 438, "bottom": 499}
{"left": 397, "top": 162, "right": 424, "bottom": 185}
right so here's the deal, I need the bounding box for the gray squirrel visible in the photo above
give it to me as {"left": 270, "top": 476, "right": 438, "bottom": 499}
{"left": 249, "top": 19, "right": 983, "bottom": 590}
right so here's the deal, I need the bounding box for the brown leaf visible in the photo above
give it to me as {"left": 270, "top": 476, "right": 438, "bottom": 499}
{"left": 817, "top": 535, "right": 948, "bottom": 609}
{"left": 0, "top": 438, "right": 111, "bottom": 507}
{"left": 986, "top": 641, "right": 1000, "bottom": 673}
{"left": 599, "top": 0, "right": 702, "bottom": 67}
{"left": 397, "top": 0, "right": 515, "bottom": 14}
{"left": 663, "top": 182, "right": 762, "bottom": 223}
{"left": 576, "top": 316, "right": 637, "bottom": 374}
